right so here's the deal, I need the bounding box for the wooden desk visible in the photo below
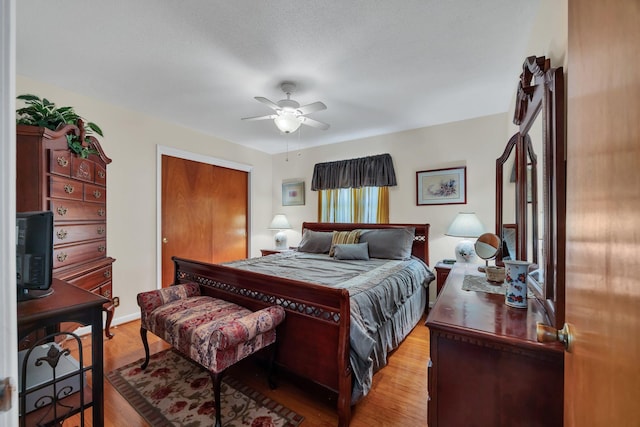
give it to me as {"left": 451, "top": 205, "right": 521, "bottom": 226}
{"left": 17, "top": 279, "right": 107, "bottom": 427}
{"left": 425, "top": 264, "right": 564, "bottom": 427}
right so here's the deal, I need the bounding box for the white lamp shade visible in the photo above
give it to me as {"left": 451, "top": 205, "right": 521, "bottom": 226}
{"left": 269, "top": 214, "right": 291, "bottom": 230}
{"left": 445, "top": 212, "right": 485, "bottom": 238}
{"left": 269, "top": 214, "right": 291, "bottom": 250}
{"left": 274, "top": 113, "right": 302, "bottom": 133}
{"left": 445, "top": 212, "right": 485, "bottom": 263}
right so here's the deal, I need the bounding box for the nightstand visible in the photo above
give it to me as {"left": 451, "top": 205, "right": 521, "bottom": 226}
{"left": 260, "top": 248, "right": 291, "bottom": 256}
{"left": 434, "top": 261, "right": 454, "bottom": 295}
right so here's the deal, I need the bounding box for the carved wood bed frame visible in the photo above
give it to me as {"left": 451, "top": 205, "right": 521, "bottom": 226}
{"left": 172, "top": 222, "right": 430, "bottom": 426}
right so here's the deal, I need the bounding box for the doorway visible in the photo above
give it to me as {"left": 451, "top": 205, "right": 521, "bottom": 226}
{"left": 157, "top": 146, "right": 251, "bottom": 288}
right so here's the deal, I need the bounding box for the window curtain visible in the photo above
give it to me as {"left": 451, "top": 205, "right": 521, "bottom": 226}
{"left": 311, "top": 153, "right": 397, "bottom": 190}
{"left": 317, "top": 187, "right": 389, "bottom": 223}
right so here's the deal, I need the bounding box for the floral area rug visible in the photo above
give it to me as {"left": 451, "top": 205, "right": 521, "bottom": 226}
{"left": 106, "top": 349, "right": 304, "bottom": 427}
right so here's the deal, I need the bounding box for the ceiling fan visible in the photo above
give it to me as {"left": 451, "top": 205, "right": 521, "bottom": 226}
{"left": 241, "top": 82, "right": 330, "bottom": 133}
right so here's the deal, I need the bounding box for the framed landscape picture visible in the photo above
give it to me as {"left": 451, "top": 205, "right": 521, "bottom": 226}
{"left": 282, "top": 180, "right": 305, "bottom": 206}
{"left": 416, "top": 166, "right": 467, "bottom": 205}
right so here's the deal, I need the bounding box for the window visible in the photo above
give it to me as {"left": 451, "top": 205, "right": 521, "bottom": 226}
{"left": 318, "top": 186, "right": 389, "bottom": 223}
{"left": 311, "top": 153, "right": 396, "bottom": 224}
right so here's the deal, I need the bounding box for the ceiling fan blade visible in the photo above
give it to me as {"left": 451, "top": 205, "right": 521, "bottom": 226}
{"left": 300, "top": 117, "right": 330, "bottom": 130}
{"left": 241, "top": 114, "right": 277, "bottom": 121}
{"left": 297, "top": 101, "right": 327, "bottom": 115}
{"left": 254, "top": 96, "right": 281, "bottom": 111}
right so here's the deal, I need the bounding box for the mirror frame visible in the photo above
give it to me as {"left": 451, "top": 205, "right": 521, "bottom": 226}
{"left": 495, "top": 56, "right": 565, "bottom": 328}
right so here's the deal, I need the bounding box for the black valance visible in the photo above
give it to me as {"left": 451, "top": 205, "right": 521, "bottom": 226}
{"left": 311, "top": 153, "right": 397, "bottom": 190}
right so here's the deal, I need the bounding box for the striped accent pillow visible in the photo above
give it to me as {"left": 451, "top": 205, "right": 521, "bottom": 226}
{"left": 329, "top": 230, "right": 361, "bottom": 257}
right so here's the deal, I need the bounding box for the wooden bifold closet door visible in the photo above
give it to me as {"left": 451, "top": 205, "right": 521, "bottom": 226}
{"left": 161, "top": 155, "right": 248, "bottom": 287}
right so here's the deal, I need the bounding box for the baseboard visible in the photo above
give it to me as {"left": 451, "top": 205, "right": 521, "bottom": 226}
{"left": 73, "top": 312, "right": 141, "bottom": 337}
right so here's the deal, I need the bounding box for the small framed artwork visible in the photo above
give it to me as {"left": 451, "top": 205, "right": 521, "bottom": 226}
{"left": 282, "top": 180, "right": 305, "bottom": 206}
{"left": 416, "top": 166, "right": 467, "bottom": 205}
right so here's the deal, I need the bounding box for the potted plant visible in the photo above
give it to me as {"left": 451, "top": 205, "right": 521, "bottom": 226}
{"left": 16, "top": 94, "right": 104, "bottom": 158}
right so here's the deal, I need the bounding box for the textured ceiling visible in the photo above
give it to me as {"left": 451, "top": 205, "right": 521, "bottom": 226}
{"left": 16, "top": 0, "right": 540, "bottom": 154}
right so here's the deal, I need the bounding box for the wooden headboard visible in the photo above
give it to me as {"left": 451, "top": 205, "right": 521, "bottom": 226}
{"left": 301, "top": 222, "right": 430, "bottom": 265}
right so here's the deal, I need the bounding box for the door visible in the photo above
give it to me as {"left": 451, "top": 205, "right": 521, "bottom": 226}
{"left": 565, "top": 1, "right": 640, "bottom": 425}
{"left": 161, "top": 155, "right": 248, "bottom": 287}
{"left": 1, "top": 0, "right": 18, "bottom": 422}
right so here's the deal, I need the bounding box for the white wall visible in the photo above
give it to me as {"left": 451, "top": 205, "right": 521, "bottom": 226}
{"left": 16, "top": 76, "right": 274, "bottom": 322}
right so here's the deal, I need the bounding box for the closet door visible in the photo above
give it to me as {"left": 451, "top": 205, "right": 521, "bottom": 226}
{"left": 161, "top": 155, "right": 248, "bottom": 287}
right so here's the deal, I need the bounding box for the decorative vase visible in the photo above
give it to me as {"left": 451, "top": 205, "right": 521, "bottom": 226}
{"left": 503, "top": 260, "right": 531, "bottom": 309}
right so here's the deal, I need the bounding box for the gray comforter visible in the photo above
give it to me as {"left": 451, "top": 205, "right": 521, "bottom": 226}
{"left": 224, "top": 251, "right": 435, "bottom": 402}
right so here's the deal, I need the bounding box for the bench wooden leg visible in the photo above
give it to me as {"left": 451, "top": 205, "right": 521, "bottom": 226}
{"left": 210, "top": 371, "right": 224, "bottom": 427}
{"left": 140, "top": 327, "right": 150, "bottom": 369}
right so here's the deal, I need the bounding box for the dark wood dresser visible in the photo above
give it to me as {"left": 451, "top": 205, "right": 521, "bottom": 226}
{"left": 16, "top": 124, "right": 116, "bottom": 338}
{"left": 425, "top": 263, "right": 564, "bottom": 427}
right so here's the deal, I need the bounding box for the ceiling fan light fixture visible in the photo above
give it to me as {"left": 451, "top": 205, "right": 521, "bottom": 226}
{"left": 274, "top": 113, "right": 302, "bottom": 133}
{"left": 241, "top": 82, "right": 329, "bottom": 133}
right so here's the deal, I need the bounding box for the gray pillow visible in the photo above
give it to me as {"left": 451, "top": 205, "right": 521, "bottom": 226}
{"left": 333, "top": 242, "right": 370, "bottom": 260}
{"left": 297, "top": 229, "right": 333, "bottom": 254}
{"left": 358, "top": 227, "right": 415, "bottom": 260}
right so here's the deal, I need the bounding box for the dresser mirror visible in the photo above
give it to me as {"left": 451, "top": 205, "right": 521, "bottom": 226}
{"left": 495, "top": 56, "right": 565, "bottom": 328}
{"left": 475, "top": 232, "right": 501, "bottom": 272}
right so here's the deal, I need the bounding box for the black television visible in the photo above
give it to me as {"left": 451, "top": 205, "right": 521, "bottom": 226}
{"left": 16, "top": 211, "right": 54, "bottom": 301}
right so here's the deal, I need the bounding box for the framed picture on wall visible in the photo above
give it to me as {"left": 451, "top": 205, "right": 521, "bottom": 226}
{"left": 416, "top": 166, "right": 467, "bottom": 205}
{"left": 282, "top": 180, "right": 305, "bottom": 206}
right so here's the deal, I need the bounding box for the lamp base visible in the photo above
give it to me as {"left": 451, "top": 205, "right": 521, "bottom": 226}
{"left": 455, "top": 239, "right": 477, "bottom": 263}
{"left": 274, "top": 231, "right": 288, "bottom": 250}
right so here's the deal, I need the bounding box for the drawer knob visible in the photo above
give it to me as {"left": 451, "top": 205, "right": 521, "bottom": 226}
{"left": 98, "top": 245, "right": 106, "bottom": 253}
{"left": 104, "top": 270, "right": 111, "bottom": 278}
{"left": 57, "top": 252, "right": 68, "bottom": 262}
{"left": 56, "top": 229, "right": 68, "bottom": 240}
{"left": 57, "top": 156, "right": 69, "bottom": 167}
{"left": 97, "top": 170, "right": 105, "bottom": 179}
{"left": 64, "top": 184, "right": 74, "bottom": 194}
{"left": 97, "top": 208, "right": 105, "bottom": 217}
{"left": 56, "top": 206, "right": 68, "bottom": 216}
{"left": 93, "top": 190, "right": 102, "bottom": 199}
{"left": 97, "top": 227, "right": 105, "bottom": 235}
{"left": 104, "top": 290, "right": 111, "bottom": 298}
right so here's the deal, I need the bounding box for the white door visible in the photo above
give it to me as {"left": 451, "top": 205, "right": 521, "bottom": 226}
{"left": 1, "top": 0, "right": 19, "bottom": 423}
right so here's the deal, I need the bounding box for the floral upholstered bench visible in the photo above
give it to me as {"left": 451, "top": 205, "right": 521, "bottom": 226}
{"left": 136, "top": 282, "right": 286, "bottom": 427}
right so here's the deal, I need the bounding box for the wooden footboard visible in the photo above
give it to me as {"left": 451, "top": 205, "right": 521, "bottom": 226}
{"left": 172, "top": 256, "right": 353, "bottom": 427}
{"left": 172, "top": 223, "right": 430, "bottom": 426}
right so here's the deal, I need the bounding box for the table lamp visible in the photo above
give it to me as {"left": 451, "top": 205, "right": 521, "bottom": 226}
{"left": 268, "top": 214, "right": 291, "bottom": 249}
{"left": 445, "top": 212, "right": 485, "bottom": 263}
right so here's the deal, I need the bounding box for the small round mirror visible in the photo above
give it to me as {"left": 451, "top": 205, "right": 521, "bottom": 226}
{"left": 475, "top": 233, "right": 501, "bottom": 273}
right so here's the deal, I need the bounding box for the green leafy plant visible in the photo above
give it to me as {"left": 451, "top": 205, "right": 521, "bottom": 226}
{"left": 16, "top": 94, "right": 104, "bottom": 158}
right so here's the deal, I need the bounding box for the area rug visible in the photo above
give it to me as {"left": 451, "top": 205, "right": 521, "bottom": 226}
{"left": 106, "top": 349, "right": 304, "bottom": 427}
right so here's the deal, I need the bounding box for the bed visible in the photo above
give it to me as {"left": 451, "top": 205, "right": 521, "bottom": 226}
{"left": 171, "top": 222, "right": 434, "bottom": 426}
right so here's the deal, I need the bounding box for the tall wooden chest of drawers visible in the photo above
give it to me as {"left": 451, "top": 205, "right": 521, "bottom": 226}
{"left": 16, "top": 124, "right": 116, "bottom": 338}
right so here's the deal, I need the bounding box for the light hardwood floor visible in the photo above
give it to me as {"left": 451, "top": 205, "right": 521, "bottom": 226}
{"left": 66, "top": 315, "right": 430, "bottom": 426}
